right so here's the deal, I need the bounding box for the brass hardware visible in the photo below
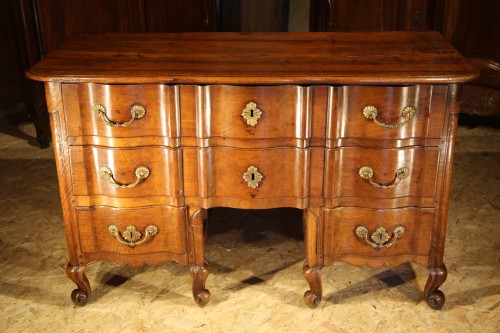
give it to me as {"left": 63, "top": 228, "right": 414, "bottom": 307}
{"left": 242, "top": 101, "right": 262, "bottom": 126}
{"left": 355, "top": 225, "right": 405, "bottom": 249}
{"left": 243, "top": 166, "right": 263, "bottom": 189}
{"left": 108, "top": 224, "right": 158, "bottom": 247}
{"left": 93, "top": 103, "right": 146, "bottom": 127}
{"left": 99, "top": 165, "right": 150, "bottom": 189}
{"left": 358, "top": 166, "right": 410, "bottom": 189}
{"left": 363, "top": 105, "right": 416, "bottom": 128}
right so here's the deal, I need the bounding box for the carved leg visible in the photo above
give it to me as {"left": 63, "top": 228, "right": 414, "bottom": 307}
{"left": 303, "top": 208, "right": 323, "bottom": 308}
{"left": 191, "top": 261, "right": 211, "bottom": 307}
{"left": 66, "top": 263, "right": 91, "bottom": 306}
{"left": 424, "top": 264, "right": 447, "bottom": 310}
{"left": 303, "top": 263, "right": 322, "bottom": 308}
{"left": 29, "top": 81, "right": 52, "bottom": 148}
{"left": 189, "top": 207, "right": 211, "bottom": 307}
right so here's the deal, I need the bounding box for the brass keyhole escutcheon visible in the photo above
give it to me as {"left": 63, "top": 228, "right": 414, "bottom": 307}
{"left": 242, "top": 102, "right": 262, "bottom": 126}
{"left": 374, "top": 233, "right": 384, "bottom": 243}
{"left": 243, "top": 166, "right": 263, "bottom": 189}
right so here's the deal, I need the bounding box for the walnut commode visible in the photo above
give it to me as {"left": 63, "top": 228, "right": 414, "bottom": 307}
{"left": 27, "top": 32, "right": 477, "bottom": 309}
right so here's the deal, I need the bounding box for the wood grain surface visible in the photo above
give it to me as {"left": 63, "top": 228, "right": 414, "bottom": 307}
{"left": 27, "top": 32, "right": 478, "bottom": 84}
{"left": 323, "top": 207, "right": 435, "bottom": 268}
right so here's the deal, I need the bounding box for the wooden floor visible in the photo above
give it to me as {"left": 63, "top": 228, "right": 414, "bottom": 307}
{"left": 0, "top": 107, "right": 498, "bottom": 333}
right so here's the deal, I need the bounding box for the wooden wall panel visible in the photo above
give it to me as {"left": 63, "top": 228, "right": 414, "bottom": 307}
{"left": 144, "top": 0, "right": 217, "bottom": 32}
{"left": 34, "top": 0, "right": 145, "bottom": 54}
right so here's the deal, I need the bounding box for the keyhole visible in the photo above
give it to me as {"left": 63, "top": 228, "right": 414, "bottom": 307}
{"left": 129, "top": 231, "right": 134, "bottom": 239}
{"left": 250, "top": 109, "right": 254, "bottom": 117}
{"left": 251, "top": 173, "right": 255, "bottom": 180}
{"left": 375, "top": 234, "right": 386, "bottom": 244}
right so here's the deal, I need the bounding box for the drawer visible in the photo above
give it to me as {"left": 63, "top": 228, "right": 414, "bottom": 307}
{"left": 323, "top": 207, "right": 434, "bottom": 268}
{"left": 76, "top": 206, "right": 187, "bottom": 257}
{"left": 198, "top": 147, "right": 309, "bottom": 202}
{"left": 327, "top": 85, "right": 447, "bottom": 143}
{"left": 62, "top": 83, "right": 180, "bottom": 143}
{"left": 195, "top": 85, "right": 311, "bottom": 146}
{"left": 324, "top": 147, "right": 439, "bottom": 208}
{"left": 69, "top": 146, "right": 183, "bottom": 199}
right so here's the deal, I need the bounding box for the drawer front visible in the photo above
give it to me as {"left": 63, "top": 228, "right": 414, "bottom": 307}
{"left": 198, "top": 147, "right": 309, "bottom": 200}
{"left": 323, "top": 207, "right": 434, "bottom": 268}
{"left": 76, "top": 206, "right": 187, "bottom": 256}
{"left": 196, "top": 85, "right": 310, "bottom": 145}
{"left": 328, "top": 85, "right": 446, "bottom": 142}
{"left": 69, "top": 146, "right": 183, "bottom": 198}
{"left": 324, "top": 147, "right": 439, "bottom": 208}
{"left": 63, "top": 83, "right": 180, "bottom": 142}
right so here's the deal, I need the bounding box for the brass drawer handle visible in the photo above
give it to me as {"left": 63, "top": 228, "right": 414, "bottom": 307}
{"left": 242, "top": 101, "right": 262, "bottom": 126}
{"left": 99, "top": 165, "right": 150, "bottom": 189}
{"left": 93, "top": 103, "right": 146, "bottom": 127}
{"left": 355, "top": 225, "right": 405, "bottom": 249}
{"left": 243, "top": 165, "right": 263, "bottom": 189}
{"left": 108, "top": 225, "right": 158, "bottom": 247}
{"left": 358, "top": 166, "right": 410, "bottom": 189}
{"left": 363, "top": 105, "right": 416, "bottom": 129}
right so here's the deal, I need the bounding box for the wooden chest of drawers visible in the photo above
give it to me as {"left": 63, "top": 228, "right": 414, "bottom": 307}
{"left": 27, "top": 32, "right": 477, "bottom": 309}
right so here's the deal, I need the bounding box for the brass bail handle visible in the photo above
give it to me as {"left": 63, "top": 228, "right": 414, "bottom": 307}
{"left": 108, "top": 225, "right": 158, "bottom": 247}
{"left": 355, "top": 225, "right": 405, "bottom": 249}
{"left": 94, "top": 103, "right": 146, "bottom": 127}
{"left": 358, "top": 166, "right": 410, "bottom": 189}
{"left": 363, "top": 105, "right": 416, "bottom": 129}
{"left": 99, "top": 165, "right": 150, "bottom": 189}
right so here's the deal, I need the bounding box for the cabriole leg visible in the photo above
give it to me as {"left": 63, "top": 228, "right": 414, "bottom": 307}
{"left": 424, "top": 264, "right": 447, "bottom": 310}
{"left": 303, "top": 263, "right": 322, "bottom": 308}
{"left": 191, "top": 261, "right": 211, "bottom": 307}
{"left": 66, "top": 263, "right": 91, "bottom": 306}
{"left": 189, "top": 207, "right": 211, "bottom": 307}
{"left": 303, "top": 208, "right": 323, "bottom": 308}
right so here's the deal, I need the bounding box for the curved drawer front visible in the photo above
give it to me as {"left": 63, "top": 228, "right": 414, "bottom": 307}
{"left": 69, "top": 146, "right": 183, "bottom": 199}
{"left": 323, "top": 207, "right": 434, "bottom": 268}
{"left": 328, "top": 85, "right": 447, "bottom": 144}
{"left": 196, "top": 85, "right": 311, "bottom": 147}
{"left": 63, "top": 83, "right": 180, "bottom": 144}
{"left": 324, "top": 147, "right": 439, "bottom": 208}
{"left": 76, "top": 206, "right": 187, "bottom": 259}
{"left": 198, "top": 147, "right": 309, "bottom": 202}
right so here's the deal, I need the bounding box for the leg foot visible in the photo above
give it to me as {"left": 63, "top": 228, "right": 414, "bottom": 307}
{"left": 424, "top": 265, "right": 447, "bottom": 310}
{"left": 70, "top": 288, "right": 89, "bottom": 306}
{"left": 191, "top": 262, "right": 211, "bottom": 307}
{"left": 66, "top": 263, "right": 91, "bottom": 306}
{"left": 36, "top": 133, "right": 51, "bottom": 149}
{"left": 303, "top": 263, "right": 322, "bottom": 308}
